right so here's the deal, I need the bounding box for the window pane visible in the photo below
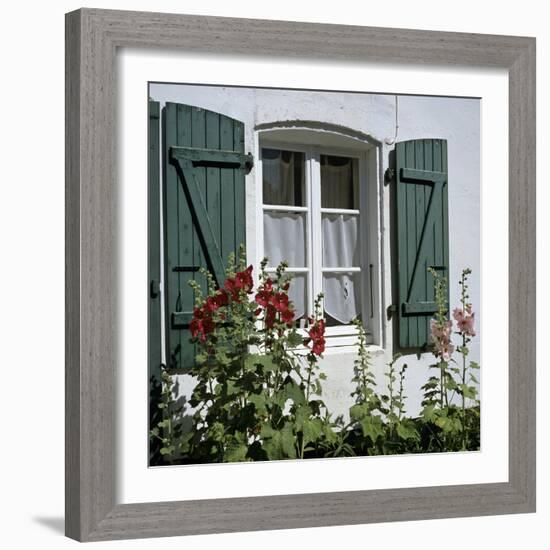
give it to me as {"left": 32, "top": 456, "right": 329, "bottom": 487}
{"left": 323, "top": 272, "right": 361, "bottom": 325}
{"left": 322, "top": 213, "right": 360, "bottom": 268}
{"left": 263, "top": 211, "right": 306, "bottom": 267}
{"left": 287, "top": 273, "right": 307, "bottom": 323}
{"left": 262, "top": 148, "right": 305, "bottom": 206}
{"left": 320, "top": 155, "right": 359, "bottom": 209}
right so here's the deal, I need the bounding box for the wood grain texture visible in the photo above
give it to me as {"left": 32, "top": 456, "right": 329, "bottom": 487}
{"left": 65, "top": 8, "right": 536, "bottom": 542}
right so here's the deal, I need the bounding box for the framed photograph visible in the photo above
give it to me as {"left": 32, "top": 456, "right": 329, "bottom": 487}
{"left": 65, "top": 8, "right": 536, "bottom": 542}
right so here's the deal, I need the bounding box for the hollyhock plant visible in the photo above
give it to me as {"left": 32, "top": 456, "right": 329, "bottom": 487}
{"left": 454, "top": 267, "right": 480, "bottom": 450}
{"left": 154, "top": 248, "right": 481, "bottom": 464}
{"left": 183, "top": 250, "right": 333, "bottom": 463}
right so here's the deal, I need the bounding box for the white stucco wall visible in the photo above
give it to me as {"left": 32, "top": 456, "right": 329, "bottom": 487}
{"left": 150, "top": 83, "right": 480, "bottom": 420}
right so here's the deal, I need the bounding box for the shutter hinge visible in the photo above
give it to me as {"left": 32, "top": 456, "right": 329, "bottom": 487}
{"left": 387, "top": 304, "right": 398, "bottom": 320}
{"left": 150, "top": 279, "right": 160, "bottom": 299}
{"left": 244, "top": 152, "right": 254, "bottom": 175}
{"left": 384, "top": 167, "right": 395, "bottom": 186}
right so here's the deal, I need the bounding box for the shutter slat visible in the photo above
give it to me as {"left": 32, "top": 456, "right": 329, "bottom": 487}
{"left": 415, "top": 139, "right": 427, "bottom": 342}
{"left": 148, "top": 101, "right": 162, "bottom": 462}
{"left": 220, "top": 116, "right": 236, "bottom": 259}
{"left": 233, "top": 118, "right": 246, "bottom": 254}
{"left": 206, "top": 111, "right": 221, "bottom": 261}
{"left": 395, "top": 138, "right": 449, "bottom": 349}
{"left": 405, "top": 141, "right": 419, "bottom": 346}
{"left": 163, "top": 103, "right": 182, "bottom": 368}
{"left": 176, "top": 104, "right": 195, "bottom": 368}
{"left": 191, "top": 107, "right": 207, "bottom": 296}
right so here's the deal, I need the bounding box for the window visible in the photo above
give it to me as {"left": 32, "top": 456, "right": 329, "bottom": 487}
{"left": 258, "top": 135, "right": 373, "bottom": 345}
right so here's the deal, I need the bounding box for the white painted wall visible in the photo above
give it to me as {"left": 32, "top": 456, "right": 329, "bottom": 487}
{"left": 150, "top": 83, "right": 480, "bottom": 419}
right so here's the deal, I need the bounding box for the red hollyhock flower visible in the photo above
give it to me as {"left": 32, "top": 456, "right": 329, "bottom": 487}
{"left": 270, "top": 292, "right": 289, "bottom": 312}
{"left": 264, "top": 278, "right": 273, "bottom": 292}
{"left": 202, "top": 317, "right": 215, "bottom": 335}
{"left": 213, "top": 290, "right": 229, "bottom": 308}
{"left": 235, "top": 265, "right": 254, "bottom": 292}
{"left": 193, "top": 306, "right": 205, "bottom": 319}
{"left": 224, "top": 277, "right": 241, "bottom": 301}
{"left": 189, "top": 318, "right": 200, "bottom": 339}
{"left": 265, "top": 305, "right": 277, "bottom": 329}
{"left": 281, "top": 307, "right": 295, "bottom": 326}
{"left": 255, "top": 289, "right": 272, "bottom": 308}
{"left": 190, "top": 317, "right": 214, "bottom": 342}
{"left": 312, "top": 337, "right": 326, "bottom": 355}
{"left": 204, "top": 295, "right": 220, "bottom": 313}
{"left": 308, "top": 319, "right": 325, "bottom": 340}
{"left": 304, "top": 318, "right": 326, "bottom": 355}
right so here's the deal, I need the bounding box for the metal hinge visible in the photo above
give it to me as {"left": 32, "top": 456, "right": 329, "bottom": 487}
{"left": 384, "top": 167, "right": 395, "bottom": 186}
{"left": 386, "top": 304, "right": 398, "bottom": 320}
{"left": 150, "top": 279, "right": 160, "bottom": 299}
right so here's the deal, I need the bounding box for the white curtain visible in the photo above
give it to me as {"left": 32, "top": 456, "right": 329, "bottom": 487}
{"left": 320, "top": 155, "right": 356, "bottom": 209}
{"left": 263, "top": 212, "right": 306, "bottom": 267}
{"left": 287, "top": 274, "right": 306, "bottom": 320}
{"left": 323, "top": 273, "right": 361, "bottom": 324}
{"left": 322, "top": 214, "right": 359, "bottom": 268}
{"left": 262, "top": 149, "right": 303, "bottom": 206}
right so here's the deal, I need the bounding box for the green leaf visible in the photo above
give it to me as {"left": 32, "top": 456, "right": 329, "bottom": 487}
{"left": 360, "top": 415, "right": 385, "bottom": 443}
{"left": 160, "top": 445, "right": 175, "bottom": 456}
{"left": 286, "top": 330, "right": 304, "bottom": 348}
{"left": 350, "top": 403, "right": 370, "bottom": 421}
{"left": 459, "top": 384, "right": 477, "bottom": 399}
{"left": 248, "top": 392, "right": 268, "bottom": 415}
{"left": 224, "top": 433, "right": 249, "bottom": 462}
{"left": 283, "top": 379, "right": 306, "bottom": 407}
{"left": 260, "top": 422, "right": 297, "bottom": 460}
{"left": 301, "top": 418, "right": 324, "bottom": 445}
{"left": 396, "top": 421, "right": 419, "bottom": 441}
{"left": 422, "top": 405, "right": 438, "bottom": 422}
{"left": 245, "top": 353, "right": 278, "bottom": 372}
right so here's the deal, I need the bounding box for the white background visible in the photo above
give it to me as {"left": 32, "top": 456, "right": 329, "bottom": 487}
{"left": 0, "top": 0, "right": 546, "bottom": 548}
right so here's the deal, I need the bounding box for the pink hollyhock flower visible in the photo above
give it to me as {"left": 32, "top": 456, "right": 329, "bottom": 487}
{"left": 430, "top": 319, "right": 454, "bottom": 361}
{"left": 453, "top": 307, "right": 476, "bottom": 337}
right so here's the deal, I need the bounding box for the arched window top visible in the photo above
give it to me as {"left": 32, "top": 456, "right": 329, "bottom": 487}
{"left": 256, "top": 120, "right": 379, "bottom": 151}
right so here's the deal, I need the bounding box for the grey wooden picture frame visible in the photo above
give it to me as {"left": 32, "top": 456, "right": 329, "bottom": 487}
{"left": 65, "top": 8, "right": 536, "bottom": 542}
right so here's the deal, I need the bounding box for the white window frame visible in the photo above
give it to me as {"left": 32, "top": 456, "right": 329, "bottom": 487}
{"left": 254, "top": 128, "right": 383, "bottom": 349}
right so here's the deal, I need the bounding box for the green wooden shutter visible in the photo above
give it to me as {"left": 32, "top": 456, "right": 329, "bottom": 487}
{"left": 163, "top": 102, "right": 252, "bottom": 370}
{"left": 394, "top": 138, "right": 449, "bottom": 349}
{"left": 148, "top": 100, "right": 162, "bottom": 461}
